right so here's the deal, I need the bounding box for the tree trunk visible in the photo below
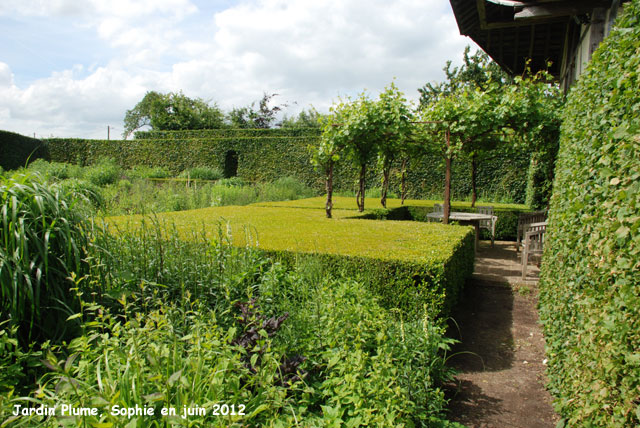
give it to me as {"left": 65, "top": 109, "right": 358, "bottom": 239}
{"left": 471, "top": 153, "right": 477, "bottom": 208}
{"left": 400, "top": 158, "right": 408, "bottom": 205}
{"left": 443, "top": 129, "right": 451, "bottom": 225}
{"left": 356, "top": 163, "right": 366, "bottom": 212}
{"left": 380, "top": 163, "right": 390, "bottom": 208}
{"left": 325, "top": 160, "right": 334, "bottom": 218}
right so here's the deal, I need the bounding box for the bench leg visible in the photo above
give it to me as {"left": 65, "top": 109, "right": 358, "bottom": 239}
{"left": 521, "top": 244, "right": 528, "bottom": 279}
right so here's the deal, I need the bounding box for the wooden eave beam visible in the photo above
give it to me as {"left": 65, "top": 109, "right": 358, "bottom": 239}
{"left": 514, "top": 0, "right": 611, "bottom": 20}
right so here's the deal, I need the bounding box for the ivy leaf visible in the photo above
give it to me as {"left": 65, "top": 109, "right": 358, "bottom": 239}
{"left": 615, "top": 226, "right": 630, "bottom": 239}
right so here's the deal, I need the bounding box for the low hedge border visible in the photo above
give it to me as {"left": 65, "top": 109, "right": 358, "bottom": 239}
{"left": 259, "top": 231, "right": 475, "bottom": 320}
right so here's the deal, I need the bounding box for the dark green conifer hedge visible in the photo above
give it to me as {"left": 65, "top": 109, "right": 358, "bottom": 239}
{"left": 0, "top": 130, "right": 47, "bottom": 171}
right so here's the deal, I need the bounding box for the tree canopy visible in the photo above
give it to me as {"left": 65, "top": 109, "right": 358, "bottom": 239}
{"left": 316, "top": 83, "right": 413, "bottom": 216}
{"left": 226, "top": 93, "right": 288, "bottom": 129}
{"left": 123, "top": 91, "right": 226, "bottom": 138}
{"left": 418, "top": 45, "right": 512, "bottom": 108}
{"left": 416, "top": 66, "right": 562, "bottom": 218}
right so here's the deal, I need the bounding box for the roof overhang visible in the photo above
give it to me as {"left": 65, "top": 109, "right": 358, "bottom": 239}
{"left": 449, "top": 0, "right": 612, "bottom": 77}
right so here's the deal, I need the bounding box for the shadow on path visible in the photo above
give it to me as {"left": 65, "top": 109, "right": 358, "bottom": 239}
{"left": 444, "top": 241, "right": 558, "bottom": 428}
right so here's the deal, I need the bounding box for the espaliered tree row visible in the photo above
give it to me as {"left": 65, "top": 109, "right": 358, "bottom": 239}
{"left": 316, "top": 61, "right": 562, "bottom": 220}
{"left": 313, "top": 83, "right": 413, "bottom": 218}
{"left": 416, "top": 68, "right": 562, "bottom": 223}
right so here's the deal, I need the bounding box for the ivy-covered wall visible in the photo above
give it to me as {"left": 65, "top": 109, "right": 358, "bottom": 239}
{"left": 538, "top": 2, "right": 640, "bottom": 427}
{"left": 44, "top": 129, "right": 531, "bottom": 203}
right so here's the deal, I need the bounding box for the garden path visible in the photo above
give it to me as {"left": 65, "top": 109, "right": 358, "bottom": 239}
{"left": 445, "top": 241, "right": 559, "bottom": 428}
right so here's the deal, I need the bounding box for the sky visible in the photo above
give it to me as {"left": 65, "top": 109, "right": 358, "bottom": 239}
{"left": 0, "top": 0, "right": 475, "bottom": 139}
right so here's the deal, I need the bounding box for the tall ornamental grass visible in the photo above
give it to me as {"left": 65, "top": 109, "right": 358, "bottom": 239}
{"left": 0, "top": 173, "right": 90, "bottom": 345}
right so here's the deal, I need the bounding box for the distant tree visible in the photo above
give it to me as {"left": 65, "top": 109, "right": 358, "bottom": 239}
{"left": 226, "top": 93, "right": 288, "bottom": 129}
{"left": 281, "top": 107, "right": 323, "bottom": 128}
{"left": 123, "top": 91, "right": 225, "bottom": 138}
{"left": 226, "top": 106, "right": 254, "bottom": 129}
{"left": 419, "top": 46, "right": 511, "bottom": 108}
{"left": 122, "top": 91, "right": 162, "bottom": 138}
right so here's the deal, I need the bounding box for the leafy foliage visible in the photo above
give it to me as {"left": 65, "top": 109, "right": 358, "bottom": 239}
{"left": 0, "top": 173, "right": 90, "bottom": 345}
{"left": 226, "top": 93, "right": 288, "bottom": 129}
{"left": 317, "top": 83, "right": 413, "bottom": 215}
{"left": 418, "top": 45, "right": 512, "bottom": 108}
{"left": 123, "top": 91, "right": 226, "bottom": 138}
{"left": 538, "top": 3, "right": 640, "bottom": 426}
{"left": 280, "top": 107, "right": 323, "bottom": 129}
{"left": 4, "top": 215, "right": 467, "bottom": 427}
{"left": 178, "top": 166, "right": 224, "bottom": 181}
{"left": 375, "top": 83, "right": 414, "bottom": 207}
{"left": 83, "top": 157, "right": 122, "bottom": 186}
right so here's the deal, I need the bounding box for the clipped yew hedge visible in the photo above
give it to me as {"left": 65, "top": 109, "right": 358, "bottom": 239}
{"left": 134, "top": 127, "right": 321, "bottom": 139}
{"left": 539, "top": 3, "right": 640, "bottom": 427}
{"left": 44, "top": 128, "right": 532, "bottom": 202}
{"left": 44, "top": 136, "right": 322, "bottom": 187}
{"left": 0, "top": 130, "right": 47, "bottom": 171}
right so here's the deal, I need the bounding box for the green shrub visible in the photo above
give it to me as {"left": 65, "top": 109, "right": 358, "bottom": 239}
{"left": 217, "top": 177, "right": 245, "bottom": 187}
{"left": 0, "top": 321, "right": 28, "bottom": 395}
{"left": 539, "top": 3, "right": 640, "bottom": 427}
{"left": 84, "top": 158, "right": 121, "bottom": 186}
{"left": 0, "top": 173, "right": 90, "bottom": 345}
{"left": 57, "top": 178, "right": 104, "bottom": 211}
{"left": 210, "top": 184, "right": 259, "bottom": 206}
{"left": 26, "top": 159, "right": 74, "bottom": 180}
{"left": 179, "top": 166, "right": 223, "bottom": 181}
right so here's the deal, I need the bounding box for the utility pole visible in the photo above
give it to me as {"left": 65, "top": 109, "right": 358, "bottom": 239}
{"left": 107, "top": 126, "right": 110, "bottom": 140}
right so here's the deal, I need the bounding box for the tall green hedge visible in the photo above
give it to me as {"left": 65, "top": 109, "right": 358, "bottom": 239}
{"left": 134, "top": 128, "right": 321, "bottom": 139}
{"left": 0, "top": 130, "right": 47, "bottom": 171}
{"left": 44, "top": 129, "right": 531, "bottom": 202}
{"left": 538, "top": 3, "right": 640, "bottom": 427}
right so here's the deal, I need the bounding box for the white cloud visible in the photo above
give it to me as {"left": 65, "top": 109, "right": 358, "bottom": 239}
{"left": 0, "top": 63, "right": 14, "bottom": 87}
{"left": 0, "top": 0, "right": 472, "bottom": 138}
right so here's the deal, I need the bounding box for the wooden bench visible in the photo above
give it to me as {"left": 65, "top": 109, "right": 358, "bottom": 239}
{"left": 517, "top": 210, "right": 547, "bottom": 253}
{"left": 522, "top": 221, "right": 547, "bottom": 279}
{"left": 476, "top": 206, "right": 498, "bottom": 246}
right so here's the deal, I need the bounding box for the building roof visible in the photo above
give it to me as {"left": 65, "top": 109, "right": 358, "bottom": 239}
{"left": 449, "top": 0, "right": 613, "bottom": 77}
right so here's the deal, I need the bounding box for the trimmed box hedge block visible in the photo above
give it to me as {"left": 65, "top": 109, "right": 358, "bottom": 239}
{"left": 259, "top": 197, "right": 530, "bottom": 241}
{"left": 107, "top": 202, "right": 475, "bottom": 319}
